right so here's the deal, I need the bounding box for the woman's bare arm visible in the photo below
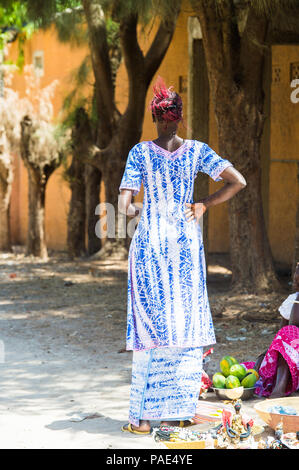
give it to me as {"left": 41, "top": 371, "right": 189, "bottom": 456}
{"left": 202, "top": 167, "right": 246, "bottom": 208}
{"left": 254, "top": 351, "right": 267, "bottom": 371}
{"left": 185, "top": 166, "right": 247, "bottom": 222}
{"left": 118, "top": 189, "right": 141, "bottom": 217}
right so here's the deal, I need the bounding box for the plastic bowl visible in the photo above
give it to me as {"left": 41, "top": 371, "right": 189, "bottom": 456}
{"left": 213, "top": 386, "right": 256, "bottom": 401}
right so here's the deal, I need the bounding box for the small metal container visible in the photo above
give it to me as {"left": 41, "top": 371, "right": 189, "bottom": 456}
{"left": 213, "top": 386, "right": 256, "bottom": 401}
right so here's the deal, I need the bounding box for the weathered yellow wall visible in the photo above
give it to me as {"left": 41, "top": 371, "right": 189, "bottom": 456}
{"left": 269, "top": 45, "right": 299, "bottom": 265}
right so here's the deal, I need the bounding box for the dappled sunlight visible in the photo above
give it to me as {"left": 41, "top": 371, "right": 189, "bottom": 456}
{"left": 0, "top": 252, "right": 295, "bottom": 448}
{"left": 0, "top": 341, "right": 132, "bottom": 415}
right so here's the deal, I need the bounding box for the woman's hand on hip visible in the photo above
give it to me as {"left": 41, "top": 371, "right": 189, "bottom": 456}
{"left": 184, "top": 202, "right": 207, "bottom": 224}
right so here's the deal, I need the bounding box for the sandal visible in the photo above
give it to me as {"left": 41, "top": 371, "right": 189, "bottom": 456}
{"left": 161, "top": 419, "right": 196, "bottom": 428}
{"left": 121, "top": 423, "right": 152, "bottom": 435}
{"left": 179, "top": 419, "right": 197, "bottom": 427}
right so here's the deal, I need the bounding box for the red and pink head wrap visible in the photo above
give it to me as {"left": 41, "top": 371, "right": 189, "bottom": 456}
{"left": 150, "top": 77, "right": 183, "bottom": 122}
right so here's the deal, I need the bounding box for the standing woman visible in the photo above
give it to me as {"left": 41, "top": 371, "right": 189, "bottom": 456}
{"left": 118, "top": 78, "right": 246, "bottom": 434}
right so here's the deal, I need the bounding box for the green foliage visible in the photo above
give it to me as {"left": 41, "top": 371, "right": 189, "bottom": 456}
{"left": 0, "top": 1, "right": 35, "bottom": 61}
{"left": 23, "top": 0, "right": 81, "bottom": 28}
{"left": 54, "top": 7, "right": 87, "bottom": 47}
{"left": 106, "top": 0, "right": 181, "bottom": 25}
{"left": 106, "top": 17, "right": 119, "bottom": 49}
{"left": 62, "top": 94, "right": 91, "bottom": 128}
{"left": 61, "top": 54, "right": 93, "bottom": 128}
{"left": 0, "top": 1, "right": 29, "bottom": 31}
{"left": 21, "top": 0, "right": 182, "bottom": 30}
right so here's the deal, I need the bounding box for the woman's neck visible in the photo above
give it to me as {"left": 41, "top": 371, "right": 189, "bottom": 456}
{"left": 153, "top": 134, "right": 184, "bottom": 152}
{"left": 156, "top": 131, "right": 177, "bottom": 141}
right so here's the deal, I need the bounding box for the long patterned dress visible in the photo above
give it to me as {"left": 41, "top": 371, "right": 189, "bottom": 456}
{"left": 119, "top": 139, "right": 232, "bottom": 426}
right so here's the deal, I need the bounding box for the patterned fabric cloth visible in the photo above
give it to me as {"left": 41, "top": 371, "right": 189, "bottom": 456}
{"left": 128, "top": 346, "right": 203, "bottom": 426}
{"left": 119, "top": 139, "right": 233, "bottom": 351}
{"left": 278, "top": 292, "right": 299, "bottom": 320}
{"left": 254, "top": 325, "right": 299, "bottom": 397}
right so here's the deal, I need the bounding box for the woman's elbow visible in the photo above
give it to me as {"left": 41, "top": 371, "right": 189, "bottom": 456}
{"left": 223, "top": 167, "right": 246, "bottom": 191}
{"left": 237, "top": 176, "right": 247, "bottom": 190}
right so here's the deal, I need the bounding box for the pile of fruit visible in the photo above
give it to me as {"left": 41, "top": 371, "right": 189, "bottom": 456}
{"left": 212, "top": 356, "right": 259, "bottom": 389}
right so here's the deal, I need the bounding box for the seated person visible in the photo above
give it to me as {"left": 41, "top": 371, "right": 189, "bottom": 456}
{"left": 251, "top": 264, "right": 299, "bottom": 398}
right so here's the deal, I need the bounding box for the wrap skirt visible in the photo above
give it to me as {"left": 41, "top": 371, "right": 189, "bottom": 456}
{"left": 128, "top": 346, "right": 203, "bottom": 426}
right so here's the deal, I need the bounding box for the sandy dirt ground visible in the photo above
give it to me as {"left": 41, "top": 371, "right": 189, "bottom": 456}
{"left": 0, "top": 250, "right": 296, "bottom": 449}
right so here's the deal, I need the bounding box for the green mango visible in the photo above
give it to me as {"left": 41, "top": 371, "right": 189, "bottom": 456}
{"left": 241, "top": 372, "right": 257, "bottom": 388}
{"left": 212, "top": 372, "right": 226, "bottom": 389}
{"left": 220, "top": 356, "right": 238, "bottom": 377}
{"left": 225, "top": 375, "right": 241, "bottom": 389}
{"left": 229, "top": 364, "right": 247, "bottom": 381}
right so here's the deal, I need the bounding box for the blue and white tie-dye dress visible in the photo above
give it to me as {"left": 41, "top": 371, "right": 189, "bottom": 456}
{"left": 119, "top": 139, "right": 233, "bottom": 426}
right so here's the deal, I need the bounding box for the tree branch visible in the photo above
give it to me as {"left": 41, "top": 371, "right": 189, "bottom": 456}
{"left": 82, "top": 0, "right": 117, "bottom": 146}
{"left": 84, "top": 143, "right": 106, "bottom": 169}
{"left": 115, "top": 12, "right": 148, "bottom": 146}
{"left": 144, "top": 7, "right": 181, "bottom": 87}
{"left": 219, "top": 0, "right": 241, "bottom": 83}
{"left": 119, "top": 13, "right": 145, "bottom": 101}
{"left": 192, "top": 0, "right": 224, "bottom": 75}
{"left": 240, "top": 6, "right": 269, "bottom": 94}
{"left": 268, "top": 5, "right": 299, "bottom": 44}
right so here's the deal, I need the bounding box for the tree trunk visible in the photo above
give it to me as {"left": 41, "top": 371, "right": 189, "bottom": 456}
{"left": 193, "top": 2, "right": 279, "bottom": 293}
{"left": 66, "top": 107, "right": 92, "bottom": 258}
{"left": 0, "top": 158, "right": 12, "bottom": 252}
{"left": 66, "top": 156, "right": 86, "bottom": 259}
{"left": 27, "top": 167, "right": 48, "bottom": 259}
{"left": 20, "top": 115, "right": 63, "bottom": 259}
{"left": 216, "top": 93, "right": 279, "bottom": 293}
{"left": 85, "top": 163, "right": 102, "bottom": 256}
